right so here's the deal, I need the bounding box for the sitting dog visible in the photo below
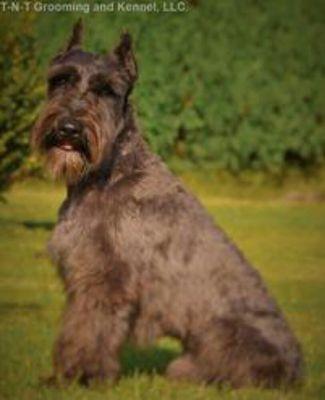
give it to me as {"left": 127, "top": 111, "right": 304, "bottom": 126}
{"left": 31, "top": 20, "right": 303, "bottom": 388}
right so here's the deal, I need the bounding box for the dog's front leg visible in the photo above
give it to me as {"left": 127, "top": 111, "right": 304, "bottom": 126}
{"left": 52, "top": 292, "right": 131, "bottom": 386}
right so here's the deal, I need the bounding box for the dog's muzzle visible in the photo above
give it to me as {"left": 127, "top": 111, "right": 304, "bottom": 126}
{"left": 44, "top": 117, "right": 90, "bottom": 158}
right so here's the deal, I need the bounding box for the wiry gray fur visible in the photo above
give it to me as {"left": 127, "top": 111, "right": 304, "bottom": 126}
{"left": 31, "top": 22, "right": 303, "bottom": 388}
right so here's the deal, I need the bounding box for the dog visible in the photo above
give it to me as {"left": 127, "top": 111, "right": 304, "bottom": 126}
{"left": 31, "top": 20, "right": 303, "bottom": 388}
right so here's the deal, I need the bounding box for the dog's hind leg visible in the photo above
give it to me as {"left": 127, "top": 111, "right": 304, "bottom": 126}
{"left": 166, "top": 354, "right": 205, "bottom": 383}
{"left": 166, "top": 317, "right": 301, "bottom": 388}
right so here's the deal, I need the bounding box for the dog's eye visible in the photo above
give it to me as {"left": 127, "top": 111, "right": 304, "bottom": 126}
{"left": 48, "top": 74, "right": 73, "bottom": 90}
{"left": 94, "top": 83, "right": 118, "bottom": 98}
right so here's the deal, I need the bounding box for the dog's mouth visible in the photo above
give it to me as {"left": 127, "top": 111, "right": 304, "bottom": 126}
{"left": 57, "top": 139, "right": 79, "bottom": 152}
{"left": 43, "top": 129, "right": 90, "bottom": 158}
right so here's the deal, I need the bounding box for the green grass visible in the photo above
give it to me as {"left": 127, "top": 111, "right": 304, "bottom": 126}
{"left": 0, "top": 178, "right": 325, "bottom": 399}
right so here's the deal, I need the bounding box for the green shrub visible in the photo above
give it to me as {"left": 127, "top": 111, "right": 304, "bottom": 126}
{"left": 0, "top": 14, "right": 41, "bottom": 191}
{"left": 1, "top": 0, "right": 323, "bottom": 182}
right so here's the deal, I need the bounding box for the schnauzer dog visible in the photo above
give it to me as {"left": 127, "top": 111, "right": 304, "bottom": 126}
{"left": 31, "top": 20, "right": 303, "bottom": 388}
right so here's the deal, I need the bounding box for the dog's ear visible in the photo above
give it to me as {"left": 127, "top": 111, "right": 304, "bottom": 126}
{"left": 114, "top": 32, "right": 138, "bottom": 83}
{"left": 51, "top": 19, "right": 83, "bottom": 63}
{"left": 64, "top": 18, "right": 83, "bottom": 52}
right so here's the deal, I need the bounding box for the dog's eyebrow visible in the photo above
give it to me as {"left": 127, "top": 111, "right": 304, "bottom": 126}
{"left": 88, "top": 73, "right": 125, "bottom": 93}
{"left": 47, "top": 65, "right": 80, "bottom": 81}
{"left": 88, "top": 73, "right": 110, "bottom": 84}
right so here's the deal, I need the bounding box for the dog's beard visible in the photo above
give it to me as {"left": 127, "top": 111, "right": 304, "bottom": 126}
{"left": 39, "top": 125, "right": 95, "bottom": 184}
{"left": 32, "top": 111, "right": 117, "bottom": 185}
{"left": 45, "top": 147, "right": 89, "bottom": 184}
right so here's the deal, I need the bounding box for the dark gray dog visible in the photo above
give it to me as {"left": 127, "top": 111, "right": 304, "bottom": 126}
{"left": 31, "top": 21, "right": 303, "bottom": 388}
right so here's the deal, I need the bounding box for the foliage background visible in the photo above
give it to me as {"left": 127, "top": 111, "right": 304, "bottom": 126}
{"left": 0, "top": 0, "right": 325, "bottom": 190}
{"left": 0, "top": 14, "right": 41, "bottom": 191}
{"left": 1, "top": 2, "right": 325, "bottom": 399}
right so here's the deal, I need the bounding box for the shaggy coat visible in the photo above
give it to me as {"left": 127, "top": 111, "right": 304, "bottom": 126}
{"left": 32, "top": 21, "right": 303, "bottom": 388}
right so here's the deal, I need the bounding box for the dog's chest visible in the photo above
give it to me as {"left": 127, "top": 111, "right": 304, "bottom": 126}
{"left": 48, "top": 195, "right": 104, "bottom": 269}
{"left": 47, "top": 190, "right": 138, "bottom": 273}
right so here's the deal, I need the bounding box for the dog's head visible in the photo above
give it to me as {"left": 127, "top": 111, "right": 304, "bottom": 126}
{"left": 31, "top": 20, "right": 137, "bottom": 184}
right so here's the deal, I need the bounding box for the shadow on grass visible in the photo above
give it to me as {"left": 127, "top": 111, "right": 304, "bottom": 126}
{"left": 0, "top": 217, "right": 55, "bottom": 230}
{"left": 121, "top": 342, "right": 181, "bottom": 377}
{"left": 22, "top": 220, "right": 55, "bottom": 230}
{"left": 0, "top": 301, "right": 43, "bottom": 316}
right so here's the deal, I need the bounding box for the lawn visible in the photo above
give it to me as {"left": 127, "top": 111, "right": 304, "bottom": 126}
{"left": 0, "top": 177, "right": 324, "bottom": 400}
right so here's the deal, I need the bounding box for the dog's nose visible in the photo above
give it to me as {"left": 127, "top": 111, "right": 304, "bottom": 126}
{"left": 57, "top": 119, "right": 82, "bottom": 137}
